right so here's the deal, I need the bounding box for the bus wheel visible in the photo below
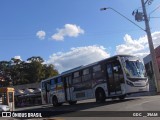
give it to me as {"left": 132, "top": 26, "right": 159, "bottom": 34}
{"left": 96, "top": 89, "right": 106, "bottom": 103}
{"left": 69, "top": 101, "right": 77, "bottom": 105}
{"left": 119, "top": 95, "right": 126, "bottom": 100}
{"left": 58, "top": 103, "right": 63, "bottom": 106}
{"left": 111, "top": 97, "right": 117, "bottom": 100}
{"left": 52, "top": 96, "right": 59, "bottom": 107}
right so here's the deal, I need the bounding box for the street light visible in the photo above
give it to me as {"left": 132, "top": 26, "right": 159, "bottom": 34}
{"left": 100, "top": 7, "right": 145, "bottom": 31}
{"left": 101, "top": 5, "right": 160, "bottom": 93}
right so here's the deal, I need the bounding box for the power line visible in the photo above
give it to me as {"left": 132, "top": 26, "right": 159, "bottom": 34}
{"left": 149, "top": 4, "right": 160, "bottom": 15}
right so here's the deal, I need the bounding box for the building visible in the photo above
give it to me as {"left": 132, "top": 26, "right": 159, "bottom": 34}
{"left": 13, "top": 82, "right": 41, "bottom": 107}
{"left": 143, "top": 45, "right": 160, "bottom": 93}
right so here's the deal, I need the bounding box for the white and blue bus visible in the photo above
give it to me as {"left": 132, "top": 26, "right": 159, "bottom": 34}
{"left": 41, "top": 55, "right": 149, "bottom": 106}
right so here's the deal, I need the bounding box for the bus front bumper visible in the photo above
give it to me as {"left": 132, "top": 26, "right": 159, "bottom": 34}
{"left": 126, "top": 84, "right": 149, "bottom": 94}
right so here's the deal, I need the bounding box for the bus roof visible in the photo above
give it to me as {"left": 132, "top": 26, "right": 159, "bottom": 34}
{"left": 60, "top": 54, "right": 134, "bottom": 75}
{"left": 41, "top": 54, "right": 135, "bottom": 82}
{"left": 61, "top": 66, "right": 83, "bottom": 75}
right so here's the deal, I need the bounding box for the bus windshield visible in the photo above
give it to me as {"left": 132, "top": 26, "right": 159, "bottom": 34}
{"left": 121, "top": 56, "right": 146, "bottom": 79}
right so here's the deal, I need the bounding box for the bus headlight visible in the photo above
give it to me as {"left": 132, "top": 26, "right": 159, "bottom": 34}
{"left": 126, "top": 81, "right": 134, "bottom": 86}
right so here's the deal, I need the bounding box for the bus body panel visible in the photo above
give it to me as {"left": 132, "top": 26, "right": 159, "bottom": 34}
{"left": 72, "top": 89, "right": 94, "bottom": 101}
{"left": 120, "top": 83, "right": 126, "bottom": 95}
{"left": 40, "top": 55, "right": 149, "bottom": 105}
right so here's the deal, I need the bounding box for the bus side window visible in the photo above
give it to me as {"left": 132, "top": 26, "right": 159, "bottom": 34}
{"left": 58, "top": 77, "right": 62, "bottom": 83}
{"left": 69, "top": 76, "right": 72, "bottom": 85}
{"left": 73, "top": 71, "right": 81, "bottom": 84}
{"left": 93, "top": 64, "right": 103, "bottom": 79}
{"left": 50, "top": 79, "right": 54, "bottom": 85}
{"left": 82, "top": 68, "right": 91, "bottom": 81}
{"left": 93, "top": 65, "right": 101, "bottom": 72}
{"left": 54, "top": 78, "right": 58, "bottom": 84}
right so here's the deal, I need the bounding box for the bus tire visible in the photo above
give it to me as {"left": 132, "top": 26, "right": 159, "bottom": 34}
{"left": 111, "top": 97, "right": 117, "bottom": 100}
{"left": 69, "top": 101, "right": 77, "bottom": 105}
{"left": 119, "top": 95, "right": 126, "bottom": 100}
{"left": 95, "top": 88, "right": 106, "bottom": 103}
{"left": 52, "top": 96, "right": 59, "bottom": 107}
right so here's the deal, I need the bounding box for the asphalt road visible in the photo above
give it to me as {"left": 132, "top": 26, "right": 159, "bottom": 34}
{"left": 2, "top": 95, "right": 160, "bottom": 120}
{"left": 17, "top": 95, "right": 160, "bottom": 111}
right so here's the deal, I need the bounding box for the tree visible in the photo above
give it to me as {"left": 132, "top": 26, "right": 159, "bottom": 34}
{"left": 26, "top": 56, "right": 59, "bottom": 83}
{"left": 27, "top": 56, "right": 44, "bottom": 63}
{"left": 10, "top": 58, "right": 21, "bottom": 85}
{"left": 0, "top": 61, "right": 12, "bottom": 86}
{"left": 0, "top": 56, "right": 59, "bottom": 86}
{"left": 42, "top": 64, "right": 58, "bottom": 81}
{"left": 26, "top": 56, "right": 44, "bottom": 83}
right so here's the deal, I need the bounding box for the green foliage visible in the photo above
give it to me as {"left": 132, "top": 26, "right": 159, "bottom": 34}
{"left": 0, "top": 61, "right": 11, "bottom": 86}
{"left": 0, "top": 56, "right": 59, "bottom": 86}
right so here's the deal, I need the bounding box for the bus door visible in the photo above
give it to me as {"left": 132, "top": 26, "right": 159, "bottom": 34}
{"left": 64, "top": 76, "right": 72, "bottom": 101}
{"left": 106, "top": 59, "right": 123, "bottom": 96}
{"left": 44, "top": 81, "right": 50, "bottom": 104}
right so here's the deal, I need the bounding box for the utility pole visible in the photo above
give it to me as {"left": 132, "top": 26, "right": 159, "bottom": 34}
{"left": 141, "top": 0, "right": 160, "bottom": 92}
{"left": 100, "top": 1, "right": 160, "bottom": 93}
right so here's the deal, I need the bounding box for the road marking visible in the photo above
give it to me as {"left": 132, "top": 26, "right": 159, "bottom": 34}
{"left": 43, "top": 118, "right": 64, "bottom": 120}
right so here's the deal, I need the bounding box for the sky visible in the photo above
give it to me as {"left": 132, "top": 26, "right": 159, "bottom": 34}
{"left": 0, "top": 0, "right": 160, "bottom": 73}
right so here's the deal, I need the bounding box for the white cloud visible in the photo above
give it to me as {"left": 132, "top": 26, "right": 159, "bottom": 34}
{"left": 46, "top": 45, "right": 110, "bottom": 73}
{"left": 36, "top": 30, "right": 46, "bottom": 40}
{"left": 51, "top": 24, "right": 84, "bottom": 41}
{"left": 14, "top": 56, "right": 22, "bottom": 60}
{"left": 116, "top": 31, "right": 160, "bottom": 59}
{"left": 152, "top": 31, "right": 160, "bottom": 48}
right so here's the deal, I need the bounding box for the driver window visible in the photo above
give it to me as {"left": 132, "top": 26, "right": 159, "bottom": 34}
{"left": 113, "top": 60, "right": 124, "bottom": 83}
